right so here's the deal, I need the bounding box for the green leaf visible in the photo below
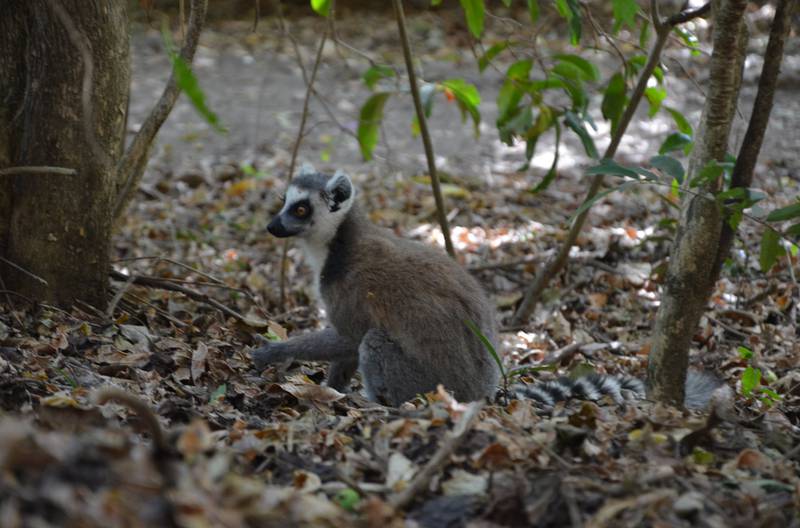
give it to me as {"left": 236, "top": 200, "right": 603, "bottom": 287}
{"left": 335, "top": 489, "right": 361, "bottom": 511}
{"left": 644, "top": 86, "right": 667, "bottom": 117}
{"left": 310, "top": 0, "right": 331, "bottom": 17}
{"left": 357, "top": 92, "right": 391, "bottom": 161}
{"left": 554, "top": 54, "right": 599, "bottom": 82}
{"left": 666, "top": 107, "right": 693, "bottom": 136}
{"left": 527, "top": 0, "right": 539, "bottom": 23}
{"left": 737, "top": 346, "right": 753, "bottom": 360}
{"left": 442, "top": 79, "right": 482, "bottom": 133}
{"left": 497, "top": 59, "right": 532, "bottom": 123}
{"left": 555, "top": 0, "right": 582, "bottom": 45}
{"left": 465, "top": 319, "right": 506, "bottom": 381}
{"left": 690, "top": 160, "right": 724, "bottom": 188}
{"left": 209, "top": 383, "right": 227, "bottom": 403}
{"left": 569, "top": 181, "right": 637, "bottom": 223}
{"left": 586, "top": 158, "right": 640, "bottom": 179}
{"left": 478, "top": 41, "right": 510, "bottom": 72}
{"left": 659, "top": 132, "right": 692, "bottom": 155}
{"left": 787, "top": 223, "right": 800, "bottom": 238}
{"left": 639, "top": 20, "right": 650, "bottom": 49}
{"left": 553, "top": 75, "right": 587, "bottom": 111}
{"left": 612, "top": 0, "right": 638, "bottom": 32}
{"left": 649, "top": 155, "right": 684, "bottom": 183}
{"left": 601, "top": 72, "right": 626, "bottom": 134}
{"left": 766, "top": 202, "right": 800, "bottom": 222}
{"left": 432, "top": 0, "right": 444, "bottom": 5}
{"left": 459, "top": 0, "right": 485, "bottom": 38}
{"left": 741, "top": 366, "right": 761, "bottom": 397}
{"left": 531, "top": 120, "right": 561, "bottom": 193}
{"left": 759, "top": 228, "right": 781, "bottom": 272}
{"left": 362, "top": 65, "right": 395, "bottom": 90}
{"left": 759, "top": 387, "right": 782, "bottom": 403}
{"left": 164, "top": 31, "right": 225, "bottom": 133}
{"left": 564, "top": 111, "right": 598, "bottom": 159}
{"left": 673, "top": 26, "right": 700, "bottom": 55}
{"left": 442, "top": 79, "right": 480, "bottom": 107}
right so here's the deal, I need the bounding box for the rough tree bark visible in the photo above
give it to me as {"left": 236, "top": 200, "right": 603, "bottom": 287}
{"left": 0, "top": 0, "right": 207, "bottom": 309}
{"left": 648, "top": 0, "right": 749, "bottom": 406}
{"left": 0, "top": 1, "right": 130, "bottom": 307}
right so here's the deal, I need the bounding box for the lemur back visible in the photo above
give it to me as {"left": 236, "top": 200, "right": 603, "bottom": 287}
{"left": 253, "top": 166, "right": 500, "bottom": 405}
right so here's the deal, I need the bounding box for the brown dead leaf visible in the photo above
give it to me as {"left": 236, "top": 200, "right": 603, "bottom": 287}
{"left": 192, "top": 342, "right": 208, "bottom": 382}
{"left": 276, "top": 381, "right": 345, "bottom": 403}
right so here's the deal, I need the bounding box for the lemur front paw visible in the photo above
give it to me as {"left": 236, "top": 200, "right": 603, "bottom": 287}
{"left": 251, "top": 338, "right": 287, "bottom": 370}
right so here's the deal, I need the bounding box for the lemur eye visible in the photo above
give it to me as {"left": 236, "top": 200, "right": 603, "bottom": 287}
{"left": 294, "top": 205, "right": 309, "bottom": 217}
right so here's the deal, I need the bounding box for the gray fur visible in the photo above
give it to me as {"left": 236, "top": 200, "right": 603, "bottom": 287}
{"left": 683, "top": 370, "right": 724, "bottom": 410}
{"left": 254, "top": 170, "right": 500, "bottom": 405}
{"left": 511, "top": 371, "right": 721, "bottom": 411}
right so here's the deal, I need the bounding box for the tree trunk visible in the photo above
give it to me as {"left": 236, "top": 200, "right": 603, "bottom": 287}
{"left": 647, "top": 0, "right": 748, "bottom": 406}
{"left": 0, "top": 1, "right": 130, "bottom": 308}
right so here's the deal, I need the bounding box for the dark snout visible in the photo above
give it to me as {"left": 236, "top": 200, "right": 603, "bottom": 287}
{"left": 267, "top": 215, "right": 293, "bottom": 237}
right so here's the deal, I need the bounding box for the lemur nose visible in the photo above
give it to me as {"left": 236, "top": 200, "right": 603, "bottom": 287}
{"left": 267, "top": 216, "right": 289, "bottom": 237}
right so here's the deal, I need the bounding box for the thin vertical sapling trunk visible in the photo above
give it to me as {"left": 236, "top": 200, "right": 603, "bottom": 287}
{"left": 392, "top": 0, "right": 456, "bottom": 259}
{"left": 648, "top": 0, "right": 750, "bottom": 406}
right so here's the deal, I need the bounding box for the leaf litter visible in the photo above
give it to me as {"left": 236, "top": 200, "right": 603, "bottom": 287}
{"left": 1, "top": 6, "right": 799, "bottom": 527}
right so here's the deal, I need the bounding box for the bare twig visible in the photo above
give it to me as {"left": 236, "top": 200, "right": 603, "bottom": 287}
{"left": 0, "top": 166, "right": 77, "bottom": 176}
{"left": 93, "top": 386, "right": 169, "bottom": 455}
{"left": 114, "top": 256, "right": 225, "bottom": 285}
{"left": 113, "top": 0, "right": 208, "bottom": 222}
{"left": 278, "top": 25, "right": 329, "bottom": 311}
{"left": 468, "top": 255, "right": 545, "bottom": 272}
{"left": 0, "top": 257, "right": 48, "bottom": 286}
{"left": 389, "top": 402, "right": 483, "bottom": 509}
{"left": 392, "top": 0, "right": 455, "bottom": 259}
{"left": 511, "top": 3, "right": 711, "bottom": 326}
{"left": 109, "top": 269, "right": 265, "bottom": 328}
{"left": 106, "top": 272, "right": 136, "bottom": 320}
{"left": 120, "top": 290, "right": 190, "bottom": 329}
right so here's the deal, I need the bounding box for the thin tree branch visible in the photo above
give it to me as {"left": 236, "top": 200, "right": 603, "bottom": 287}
{"left": 0, "top": 257, "right": 48, "bottom": 286}
{"left": 0, "top": 166, "right": 77, "bottom": 176}
{"left": 389, "top": 402, "right": 483, "bottom": 509}
{"left": 278, "top": 23, "right": 329, "bottom": 311}
{"left": 392, "top": 0, "right": 455, "bottom": 258}
{"left": 112, "top": 0, "right": 208, "bottom": 222}
{"left": 109, "top": 269, "right": 265, "bottom": 328}
{"left": 714, "top": 0, "right": 795, "bottom": 274}
{"left": 510, "top": 3, "right": 710, "bottom": 326}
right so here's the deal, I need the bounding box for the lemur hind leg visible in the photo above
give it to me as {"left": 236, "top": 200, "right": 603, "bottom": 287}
{"left": 326, "top": 358, "right": 359, "bottom": 392}
{"left": 358, "top": 329, "right": 438, "bottom": 406}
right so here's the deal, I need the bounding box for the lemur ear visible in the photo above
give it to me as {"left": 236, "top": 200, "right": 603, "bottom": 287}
{"left": 298, "top": 163, "right": 317, "bottom": 177}
{"left": 325, "top": 170, "right": 353, "bottom": 212}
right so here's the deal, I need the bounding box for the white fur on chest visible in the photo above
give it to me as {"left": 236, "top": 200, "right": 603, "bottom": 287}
{"left": 298, "top": 238, "right": 329, "bottom": 300}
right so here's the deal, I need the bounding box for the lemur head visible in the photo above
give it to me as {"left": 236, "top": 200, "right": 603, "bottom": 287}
{"left": 268, "top": 164, "right": 355, "bottom": 243}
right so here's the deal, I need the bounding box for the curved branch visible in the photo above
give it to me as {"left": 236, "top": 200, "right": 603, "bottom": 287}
{"left": 112, "top": 0, "right": 208, "bottom": 222}
{"left": 510, "top": 3, "right": 711, "bottom": 326}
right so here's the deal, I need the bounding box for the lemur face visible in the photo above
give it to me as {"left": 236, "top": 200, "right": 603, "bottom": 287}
{"left": 268, "top": 165, "right": 354, "bottom": 241}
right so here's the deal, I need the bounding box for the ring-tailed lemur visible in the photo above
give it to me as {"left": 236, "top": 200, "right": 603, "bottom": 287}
{"left": 253, "top": 166, "right": 722, "bottom": 410}
{"left": 253, "top": 165, "right": 500, "bottom": 406}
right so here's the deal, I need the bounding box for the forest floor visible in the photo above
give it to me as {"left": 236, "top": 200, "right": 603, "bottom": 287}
{"left": 1, "top": 6, "right": 800, "bottom": 527}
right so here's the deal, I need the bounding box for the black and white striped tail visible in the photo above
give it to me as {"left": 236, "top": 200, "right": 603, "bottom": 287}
{"left": 509, "top": 374, "right": 646, "bottom": 408}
